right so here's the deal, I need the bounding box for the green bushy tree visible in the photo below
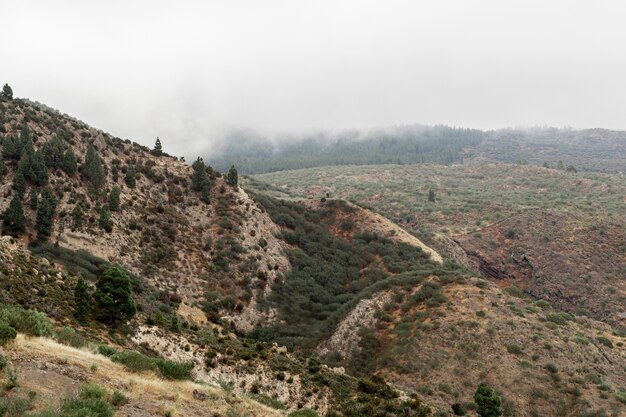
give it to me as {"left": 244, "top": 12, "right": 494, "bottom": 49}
{"left": 98, "top": 206, "right": 112, "bottom": 232}
{"left": 62, "top": 149, "right": 77, "bottom": 175}
{"left": 124, "top": 165, "right": 136, "bottom": 188}
{"left": 94, "top": 267, "right": 136, "bottom": 326}
{"left": 83, "top": 144, "right": 106, "bottom": 196}
{"left": 72, "top": 203, "right": 84, "bottom": 230}
{"left": 35, "top": 187, "right": 57, "bottom": 239}
{"left": 13, "top": 165, "right": 26, "bottom": 197}
{"left": 152, "top": 137, "right": 163, "bottom": 156}
{"left": 191, "top": 157, "right": 207, "bottom": 191}
{"left": 108, "top": 186, "right": 121, "bottom": 211}
{"left": 42, "top": 136, "right": 65, "bottom": 169}
{"left": 2, "top": 136, "right": 20, "bottom": 160}
{"left": 1, "top": 84, "right": 12, "bottom": 100}
{"left": 474, "top": 384, "right": 502, "bottom": 417}
{"left": 3, "top": 194, "right": 26, "bottom": 236}
{"left": 226, "top": 164, "right": 238, "bottom": 186}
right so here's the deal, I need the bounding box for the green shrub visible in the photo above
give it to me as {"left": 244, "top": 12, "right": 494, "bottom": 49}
{"left": 0, "top": 324, "right": 17, "bottom": 345}
{"left": 0, "top": 305, "right": 54, "bottom": 337}
{"left": 506, "top": 344, "right": 523, "bottom": 355}
{"left": 154, "top": 359, "right": 193, "bottom": 380}
{"left": 596, "top": 336, "right": 613, "bottom": 348}
{"left": 96, "top": 344, "right": 117, "bottom": 357}
{"left": 110, "top": 351, "right": 155, "bottom": 373}
{"left": 545, "top": 312, "right": 573, "bottom": 325}
{"left": 110, "top": 390, "right": 129, "bottom": 407}
{"left": 55, "top": 326, "right": 87, "bottom": 348}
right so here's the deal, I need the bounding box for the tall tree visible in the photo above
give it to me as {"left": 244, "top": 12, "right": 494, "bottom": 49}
{"left": 0, "top": 157, "right": 5, "bottom": 178}
{"left": 98, "top": 206, "right": 112, "bottom": 232}
{"left": 42, "top": 136, "right": 65, "bottom": 169}
{"left": 191, "top": 157, "right": 207, "bottom": 191}
{"left": 124, "top": 165, "right": 136, "bottom": 188}
{"left": 73, "top": 277, "right": 91, "bottom": 325}
{"left": 30, "top": 150, "right": 48, "bottom": 186}
{"left": 108, "top": 186, "right": 121, "bottom": 211}
{"left": 3, "top": 194, "right": 25, "bottom": 236}
{"left": 1, "top": 136, "right": 20, "bottom": 160}
{"left": 94, "top": 266, "right": 136, "bottom": 327}
{"left": 152, "top": 137, "right": 163, "bottom": 156}
{"left": 62, "top": 149, "right": 77, "bottom": 176}
{"left": 71, "top": 203, "right": 84, "bottom": 230}
{"left": 226, "top": 164, "right": 238, "bottom": 187}
{"left": 83, "top": 144, "right": 106, "bottom": 196}
{"left": 1, "top": 84, "right": 12, "bottom": 100}
{"left": 474, "top": 384, "right": 502, "bottom": 417}
{"left": 35, "top": 188, "right": 57, "bottom": 239}
{"left": 13, "top": 165, "right": 26, "bottom": 197}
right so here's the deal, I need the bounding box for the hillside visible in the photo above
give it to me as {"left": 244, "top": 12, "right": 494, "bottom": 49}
{"left": 205, "top": 126, "right": 626, "bottom": 174}
{"left": 253, "top": 164, "right": 626, "bottom": 331}
{"left": 1, "top": 94, "right": 625, "bottom": 417}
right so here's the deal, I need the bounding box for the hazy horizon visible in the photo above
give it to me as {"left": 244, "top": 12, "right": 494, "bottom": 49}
{"left": 3, "top": 1, "right": 626, "bottom": 157}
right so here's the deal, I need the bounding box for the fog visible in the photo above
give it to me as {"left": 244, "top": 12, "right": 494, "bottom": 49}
{"left": 2, "top": 0, "right": 626, "bottom": 158}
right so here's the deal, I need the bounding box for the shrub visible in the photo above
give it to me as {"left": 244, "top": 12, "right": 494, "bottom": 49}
{"left": 55, "top": 326, "right": 87, "bottom": 348}
{"left": 96, "top": 344, "right": 117, "bottom": 357}
{"left": 0, "top": 324, "right": 17, "bottom": 345}
{"left": 110, "top": 390, "right": 129, "bottom": 407}
{"left": 110, "top": 351, "right": 155, "bottom": 373}
{"left": 596, "top": 336, "right": 613, "bottom": 348}
{"left": 288, "top": 410, "right": 320, "bottom": 417}
{"left": 506, "top": 344, "right": 523, "bottom": 355}
{"left": 154, "top": 359, "right": 193, "bottom": 380}
{"left": 0, "top": 305, "right": 54, "bottom": 337}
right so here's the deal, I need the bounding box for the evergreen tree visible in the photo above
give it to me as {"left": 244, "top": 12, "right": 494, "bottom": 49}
{"left": 29, "top": 190, "right": 38, "bottom": 210}
{"left": 1, "top": 136, "right": 20, "bottom": 160}
{"left": 98, "top": 206, "right": 112, "bottom": 232}
{"left": 3, "top": 194, "right": 25, "bottom": 236}
{"left": 30, "top": 150, "right": 48, "bottom": 186}
{"left": 19, "top": 123, "right": 31, "bottom": 148}
{"left": 35, "top": 188, "right": 57, "bottom": 239}
{"left": 108, "top": 186, "right": 121, "bottom": 211}
{"left": 201, "top": 183, "right": 211, "bottom": 204}
{"left": 557, "top": 160, "right": 564, "bottom": 170}
{"left": 1, "top": 84, "right": 12, "bottom": 100}
{"left": 71, "top": 203, "right": 84, "bottom": 230}
{"left": 61, "top": 149, "right": 77, "bottom": 176}
{"left": 191, "top": 157, "right": 207, "bottom": 191}
{"left": 13, "top": 165, "right": 26, "bottom": 197}
{"left": 124, "top": 165, "right": 136, "bottom": 188}
{"left": 0, "top": 157, "right": 5, "bottom": 178}
{"left": 226, "top": 164, "right": 238, "bottom": 186}
{"left": 42, "top": 136, "right": 65, "bottom": 169}
{"left": 428, "top": 189, "right": 436, "bottom": 202}
{"left": 474, "top": 384, "right": 502, "bottom": 417}
{"left": 73, "top": 277, "right": 90, "bottom": 325}
{"left": 152, "top": 137, "right": 163, "bottom": 156}
{"left": 94, "top": 266, "right": 136, "bottom": 326}
{"left": 83, "top": 144, "right": 106, "bottom": 196}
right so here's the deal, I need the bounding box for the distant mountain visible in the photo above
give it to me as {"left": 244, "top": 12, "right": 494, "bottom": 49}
{"left": 206, "top": 125, "right": 626, "bottom": 174}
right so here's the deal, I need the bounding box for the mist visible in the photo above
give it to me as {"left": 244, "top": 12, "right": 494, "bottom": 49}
{"left": 2, "top": 0, "right": 626, "bottom": 159}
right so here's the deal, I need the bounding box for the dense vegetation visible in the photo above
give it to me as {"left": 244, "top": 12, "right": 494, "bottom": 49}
{"left": 206, "top": 125, "right": 626, "bottom": 174}
{"left": 207, "top": 125, "right": 483, "bottom": 173}
{"left": 249, "top": 195, "right": 461, "bottom": 352}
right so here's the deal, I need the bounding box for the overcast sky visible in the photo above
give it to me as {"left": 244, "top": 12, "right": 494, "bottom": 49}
{"left": 2, "top": 1, "right": 626, "bottom": 156}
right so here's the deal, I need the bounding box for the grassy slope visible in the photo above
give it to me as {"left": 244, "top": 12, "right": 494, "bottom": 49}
{"left": 253, "top": 163, "right": 626, "bottom": 327}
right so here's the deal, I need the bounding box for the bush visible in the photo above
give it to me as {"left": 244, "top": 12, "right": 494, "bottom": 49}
{"left": 96, "top": 344, "right": 118, "bottom": 357}
{"left": 55, "top": 326, "right": 87, "bottom": 348}
{"left": 110, "top": 390, "right": 129, "bottom": 407}
{"left": 596, "top": 336, "right": 613, "bottom": 348}
{"left": 154, "top": 359, "right": 193, "bottom": 380}
{"left": 506, "top": 344, "right": 523, "bottom": 355}
{"left": 110, "top": 351, "right": 155, "bottom": 373}
{"left": 0, "top": 324, "right": 17, "bottom": 345}
{"left": 288, "top": 410, "right": 320, "bottom": 417}
{"left": 0, "top": 305, "right": 54, "bottom": 337}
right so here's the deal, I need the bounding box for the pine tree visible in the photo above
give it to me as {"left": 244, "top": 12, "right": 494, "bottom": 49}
{"left": 71, "top": 203, "right": 84, "bottom": 230}
{"left": 152, "top": 137, "right": 163, "bottom": 156}
{"left": 83, "top": 144, "right": 106, "bottom": 196}
{"left": 98, "top": 206, "right": 112, "bottom": 232}
{"left": 94, "top": 266, "right": 136, "bottom": 326}
{"left": 42, "top": 136, "right": 65, "bottom": 169}
{"left": 1, "top": 136, "right": 19, "bottom": 160}
{"left": 35, "top": 188, "right": 57, "bottom": 239}
{"left": 0, "top": 157, "right": 5, "bottom": 178}
{"left": 226, "top": 164, "right": 238, "bottom": 186}
{"left": 29, "top": 190, "right": 38, "bottom": 210}
{"left": 19, "top": 123, "right": 31, "bottom": 148}
{"left": 428, "top": 189, "right": 436, "bottom": 202}
{"left": 30, "top": 150, "right": 48, "bottom": 186}
{"left": 61, "top": 149, "right": 77, "bottom": 176}
{"left": 108, "top": 186, "right": 121, "bottom": 211}
{"left": 3, "top": 194, "right": 25, "bottom": 236}
{"left": 73, "top": 277, "right": 90, "bottom": 325}
{"left": 191, "top": 157, "right": 207, "bottom": 191}
{"left": 13, "top": 165, "right": 26, "bottom": 197}
{"left": 474, "top": 384, "right": 502, "bottom": 417}
{"left": 201, "top": 183, "right": 211, "bottom": 204}
{"left": 1, "top": 84, "right": 12, "bottom": 100}
{"left": 124, "top": 165, "right": 136, "bottom": 188}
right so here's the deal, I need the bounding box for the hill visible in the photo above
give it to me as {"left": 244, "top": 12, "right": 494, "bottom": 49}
{"left": 205, "top": 126, "right": 626, "bottom": 174}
